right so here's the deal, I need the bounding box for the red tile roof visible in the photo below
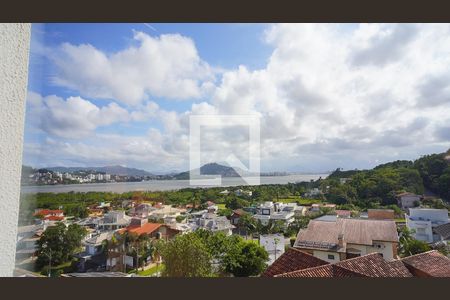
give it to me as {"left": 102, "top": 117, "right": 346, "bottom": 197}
{"left": 401, "top": 250, "right": 450, "bottom": 277}
{"left": 34, "top": 209, "right": 64, "bottom": 216}
{"left": 262, "top": 248, "right": 329, "bottom": 277}
{"left": 45, "top": 216, "right": 65, "bottom": 221}
{"left": 119, "top": 223, "right": 162, "bottom": 236}
{"left": 274, "top": 253, "right": 413, "bottom": 278}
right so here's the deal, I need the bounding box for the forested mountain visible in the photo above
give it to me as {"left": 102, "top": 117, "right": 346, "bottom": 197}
{"left": 174, "top": 163, "right": 240, "bottom": 179}
{"left": 321, "top": 148, "right": 450, "bottom": 206}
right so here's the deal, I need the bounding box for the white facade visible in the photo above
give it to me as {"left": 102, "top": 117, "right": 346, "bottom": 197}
{"left": 310, "top": 240, "right": 397, "bottom": 263}
{"left": 398, "top": 194, "right": 421, "bottom": 209}
{"left": 253, "top": 202, "right": 295, "bottom": 226}
{"left": 406, "top": 208, "right": 450, "bottom": 243}
{"left": 312, "top": 250, "right": 340, "bottom": 263}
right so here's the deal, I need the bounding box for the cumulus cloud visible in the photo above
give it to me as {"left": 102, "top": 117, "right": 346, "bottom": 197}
{"left": 349, "top": 24, "right": 418, "bottom": 67}
{"left": 26, "top": 92, "right": 131, "bottom": 139}
{"left": 24, "top": 24, "right": 450, "bottom": 172}
{"left": 50, "top": 31, "right": 215, "bottom": 105}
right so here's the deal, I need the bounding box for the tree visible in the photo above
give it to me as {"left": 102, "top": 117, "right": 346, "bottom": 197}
{"left": 286, "top": 216, "right": 310, "bottom": 237}
{"left": 158, "top": 233, "right": 213, "bottom": 277}
{"left": 36, "top": 222, "right": 87, "bottom": 269}
{"left": 398, "top": 227, "right": 431, "bottom": 257}
{"left": 222, "top": 240, "right": 269, "bottom": 277}
{"left": 238, "top": 214, "right": 257, "bottom": 238}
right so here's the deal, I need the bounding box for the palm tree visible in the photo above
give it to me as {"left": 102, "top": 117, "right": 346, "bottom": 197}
{"left": 102, "top": 233, "right": 127, "bottom": 272}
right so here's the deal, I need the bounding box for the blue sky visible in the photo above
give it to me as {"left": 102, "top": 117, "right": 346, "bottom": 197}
{"left": 23, "top": 24, "right": 450, "bottom": 173}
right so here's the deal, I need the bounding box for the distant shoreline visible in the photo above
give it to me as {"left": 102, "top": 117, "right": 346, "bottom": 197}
{"left": 20, "top": 174, "right": 329, "bottom": 194}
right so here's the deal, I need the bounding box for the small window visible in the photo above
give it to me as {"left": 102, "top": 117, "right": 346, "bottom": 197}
{"left": 328, "top": 254, "right": 335, "bottom": 260}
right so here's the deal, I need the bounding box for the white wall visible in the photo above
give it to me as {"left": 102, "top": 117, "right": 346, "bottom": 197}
{"left": 313, "top": 250, "right": 340, "bottom": 263}
{"left": 0, "top": 23, "right": 31, "bottom": 277}
{"left": 347, "top": 242, "right": 396, "bottom": 261}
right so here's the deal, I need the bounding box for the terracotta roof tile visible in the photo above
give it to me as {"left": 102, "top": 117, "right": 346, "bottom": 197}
{"left": 336, "top": 253, "right": 412, "bottom": 277}
{"left": 401, "top": 250, "right": 450, "bottom": 277}
{"left": 262, "top": 248, "right": 329, "bottom": 277}
{"left": 276, "top": 264, "right": 365, "bottom": 278}
{"left": 34, "top": 209, "right": 64, "bottom": 216}
{"left": 274, "top": 253, "right": 413, "bottom": 278}
{"left": 119, "top": 223, "right": 161, "bottom": 236}
{"left": 295, "top": 219, "right": 398, "bottom": 250}
{"left": 46, "top": 216, "right": 64, "bottom": 221}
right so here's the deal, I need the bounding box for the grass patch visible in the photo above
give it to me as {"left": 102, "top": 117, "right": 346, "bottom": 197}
{"left": 41, "top": 260, "right": 76, "bottom": 277}
{"left": 276, "top": 198, "right": 299, "bottom": 203}
{"left": 217, "top": 203, "right": 226, "bottom": 210}
{"left": 276, "top": 197, "right": 322, "bottom": 205}
{"left": 395, "top": 218, "right": 406, "bottom": 223}
{"left": 130, "top": 264, "right": 165, "bottom": 277}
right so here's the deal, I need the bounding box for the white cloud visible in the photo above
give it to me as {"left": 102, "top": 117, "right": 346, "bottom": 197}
{"left": 50, "top": 31, "right": 215, "bottom": 106}
{"left": 25, "top": 24, "right": 450, "bottom": 172}
{"left": 27, "top": 93, "right": 131, "bottom": 139}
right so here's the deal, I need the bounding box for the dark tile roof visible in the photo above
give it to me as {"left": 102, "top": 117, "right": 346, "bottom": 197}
{"left": 276, "top": 264, "right": 365, "bottom": 278}
{"left": 262, "top": 248, "right": 329, "bottom": 277}
{"left": 387, "top": 260, "right": 415, "bottom": 277}
{"left": 401, "top": 250, "right": 450, "bottom": 277}
{"left": 336, "top": 253, "right": 412, "bottom": 277}
{"left": 434, "top": 223, "right": 450, "bottom": 240}
{"left": 274, "top": 253, "right": 413, "bottom": 278}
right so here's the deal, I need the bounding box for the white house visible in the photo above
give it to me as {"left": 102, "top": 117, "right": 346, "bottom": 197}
{"left": 253, "top": 202, "right": 295, "bottom": 226}
{"left": 406, "top": 208, "right": 450, "bottom": 243}
{"left": 97, "top": 211, "right": 131, "bottom": 231}
{"left": 305, "top": 188, "right": 321, "bottom": 198}
{"left": 219, "top": 190, "right": 230, "bottom": 195}
{"left": 188, "top": 212, "right": 235, "bottom": 236}
{"left": 281, "top": 203, "right": 307, "bottom": 217}
{"left": 397, "top": 192, "right": 422, "bottom": 210}
{"left": 235, "top": 189, "right": 252, "bottom": 197}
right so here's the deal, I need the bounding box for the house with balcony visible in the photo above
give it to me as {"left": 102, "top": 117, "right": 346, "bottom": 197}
{"left": 405, "top": 208, "right": 450, "bottom": 243}
{"left": 253, "top": 202, "right": 295, "bottom": 226}
{"left": 74, "top": 230, "right": 115, "bottom": 272}
{"left": 97, "top": 211, "right": 131, "bottom": 231}
{"left": 294, "top": 218, "right": 399, "bottom": 263}
{"left": 188, "top": 212, "right": 235, "bottom": 236}
{"left": 281, "top": 203, "right": 307, "bottom": 217}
